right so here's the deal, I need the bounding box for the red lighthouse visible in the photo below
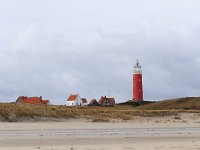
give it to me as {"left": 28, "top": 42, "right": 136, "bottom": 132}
{"left": 133, "top": 59, "right": 143, "bottom": 102}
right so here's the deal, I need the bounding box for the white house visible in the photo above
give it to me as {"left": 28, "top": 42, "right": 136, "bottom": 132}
{"left": 66, "top": 94, "right": 85, "bottom": 106}
{"left": 81, "top": 98, "right": 88, "bottom": 106}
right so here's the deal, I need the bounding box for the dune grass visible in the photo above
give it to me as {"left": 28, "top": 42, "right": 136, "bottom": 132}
{"left": 1, "top": 100, "right": 200, "bottom": 122}
{"left": 139, "top": 97, "right": 200, "bottom": 110}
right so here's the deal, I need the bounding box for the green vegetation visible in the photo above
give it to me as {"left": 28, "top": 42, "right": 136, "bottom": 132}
{"left": 0, "top": 97, "right": 200, "bottom": 122}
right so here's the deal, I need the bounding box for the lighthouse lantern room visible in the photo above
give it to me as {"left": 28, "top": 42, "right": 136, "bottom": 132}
{"left": 133, "top": 59, "right": 143, "bottom": 102}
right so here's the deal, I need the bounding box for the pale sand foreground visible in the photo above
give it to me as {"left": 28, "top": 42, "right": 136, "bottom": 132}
{"left": 0, "top": 113, "right": 200, "bottom": 150}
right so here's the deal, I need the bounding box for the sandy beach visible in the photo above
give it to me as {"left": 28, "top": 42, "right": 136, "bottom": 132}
{"left": 0, "top": 113, "right": 200, "bottom": 150}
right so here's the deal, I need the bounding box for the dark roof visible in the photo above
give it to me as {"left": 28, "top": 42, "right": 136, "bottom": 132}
{"left": 88, "top": 99, "right": 99, "bottom": 106}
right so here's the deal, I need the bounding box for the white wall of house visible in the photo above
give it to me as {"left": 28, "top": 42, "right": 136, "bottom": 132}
{"left": 82, "top": 102, "right": 87, "bottom": 106}
{"left": 66, "top": 96, "right": 82, "bottom": 106}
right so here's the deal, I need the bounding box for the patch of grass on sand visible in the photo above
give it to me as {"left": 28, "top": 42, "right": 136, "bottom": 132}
{"left": 1, "top": 98, "right": 200, "bottom": 122}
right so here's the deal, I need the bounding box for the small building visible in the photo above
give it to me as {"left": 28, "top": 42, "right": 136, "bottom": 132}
{"left": 98, "top": 96, "right": 115, "bottom": 106}
{"left": 88, "top": 99, "right": 99, "bottom": 106}
{"left": 81, "top": 98, "right": 88, "bottom": 106}
{"left": 16, "top": 96, "right": 50, "bottom": 105}
{"left": 41, "top": 100, "right": 50, "bottom": 105}
{"left": 66, "top": 94, "right": 83, "bottom": 106}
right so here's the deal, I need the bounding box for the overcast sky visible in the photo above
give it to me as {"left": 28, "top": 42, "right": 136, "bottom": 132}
{"left": 1, "top": 0, "right": 200, "bottom": 104}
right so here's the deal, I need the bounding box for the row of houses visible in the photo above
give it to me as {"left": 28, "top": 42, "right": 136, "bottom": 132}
{"left": 15, "top": 94, "right": 116, "bottom": 106}
{"left": 66, "top": 94, "right": 115, "bottom": 106}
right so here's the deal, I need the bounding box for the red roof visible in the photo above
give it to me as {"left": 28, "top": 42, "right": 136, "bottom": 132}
{"left": 67, "top": 95, "right": 78, "bottom": 101}
{"left": 24, "top": 98, "right": 41, "bottom": 104}
{"left": 42, "top": 100, "right": 50, "bottom": 105}
{"left": 98, "top": 96, "right": 115, "bottom": 106}
{"left": 16, "top": 96, "right": 49, "bottom": 105}
{"left": 81, "top": 98, "right": 87, "bottom": 103}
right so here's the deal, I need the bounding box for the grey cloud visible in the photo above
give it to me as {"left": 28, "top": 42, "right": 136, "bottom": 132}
{"left": 1, "top": 0, "right": 200, "bottom": 104}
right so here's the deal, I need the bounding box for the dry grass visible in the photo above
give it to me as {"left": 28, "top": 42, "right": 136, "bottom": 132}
{"left": 1, "top": 101, "right": 200, "bottom": 122}
{"left": 139, "top": 97, "right": 200, "bottom": 110}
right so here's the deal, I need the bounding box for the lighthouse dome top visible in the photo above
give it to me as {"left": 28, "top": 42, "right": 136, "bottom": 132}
{"left": 134, "top": 59, "right": 142, "bottom": 74}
